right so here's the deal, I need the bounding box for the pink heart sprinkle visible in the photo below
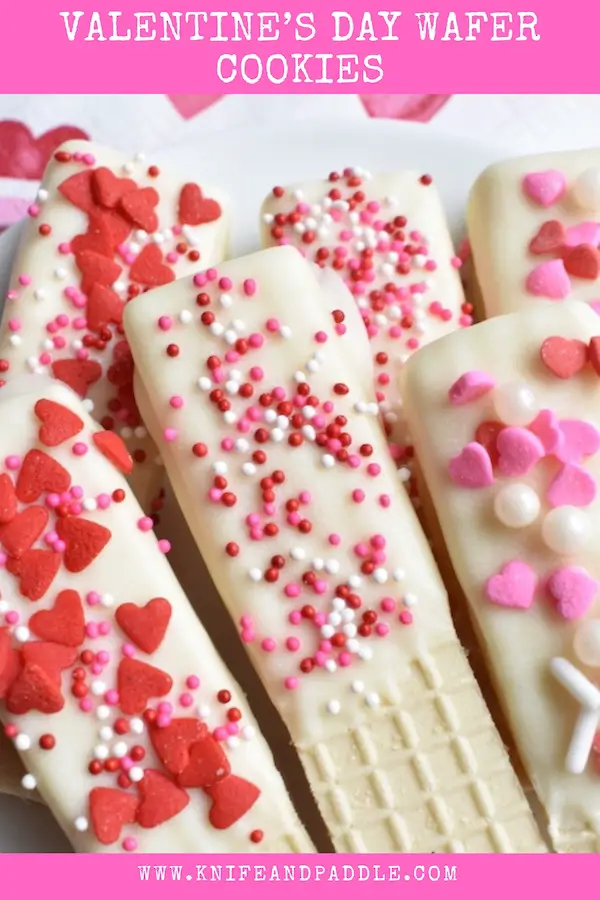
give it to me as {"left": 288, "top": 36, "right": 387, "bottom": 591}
{"left": 528, "top": 409, "right": 563, "bottom": 455}
{"left": 525, "top": 259, "right": 571, "bottom": 300}
{"left": 523, "top": 170, "right": 567, "bottom": 208}
{"left": 556, "top": 419, "right": 600, "bottom": 464}
{"left": 547, "top": 463, "right": 597, "bottom": 508}
{"left": 547, "top": 566, "right": 598, "bottom": 620}
{"left": 448, "top": 370, "right": 496, "bottom": 406}
{"left": 497, "top": 427, "right": 544, "bottom": 477}
{"left": 485, "top": 560, "right": 538, "bottom": 610}
{"left": 565, "top": 222, "right": 600, "bottom": 247}
{"left": 448, "top": 442, "right": 494, "bottom": 489}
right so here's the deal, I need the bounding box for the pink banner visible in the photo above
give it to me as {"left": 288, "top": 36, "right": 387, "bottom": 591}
{"left": 0, "top": 1, "right": 590, "bottom": 92}
{"left": 2, "top": 853, "right": 598, "bottom": 897}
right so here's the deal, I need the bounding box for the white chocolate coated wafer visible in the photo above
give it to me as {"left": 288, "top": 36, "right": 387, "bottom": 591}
{"left": 468, "top": 150, "right": 600, "bottom": 318}
{"left": 0, "top": 140, "right": 228, "bottom": 512}
{"left": 125, "top": 246, "right": 544, "bottom": 853}
{"left": 260, "top": 169, "right": 468, "bottom": 471}
{"left": 0, "top": 377, "right": 310, "bottom": 853}
{"left": 401, "top": 301, "right": 600, "bottom": 851}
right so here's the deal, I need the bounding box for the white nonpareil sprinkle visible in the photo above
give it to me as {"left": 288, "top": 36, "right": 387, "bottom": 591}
{"left": 328, "top": 612, "right": 342, "bottom": 628}
{"left": 9, "top": 335, "right": 21, "bottom": 347}
{"left": 403, "top": 592, "right": 418, "bottom": 607}
{"left": 327, "top": 700, "right": 341, "bottom": 715}
{"left": 93, "top": 744, "right": 109, "bottom": 760}
{"left": 14, "top": 734, "right": 31, "bottom": 751}
{"left": 392, "top": 568, "right": 406, "bottom": 582}
{"left": 373, "top": 568, "right": 388, "bottom": 585}
{"left": 219, "top": 293, "right": 232, "bottom": 308}
{"left": 343, "top": 624, "right": 357, "bottom": 638}
{"left": 223, "top": 411, "right": 237, "bottom": 425}
{"left": 351, "top": 680, "right": 365, "bottom": 694}
{"left": 134, "top": 426, "right": 147, "bottom": 439}
{"left": 294, "top": 370, "right": 306, "bottom": 383}
{"left": 226, "top": 736, "right": 240, "bottom": 750}
{"left": 96, "top": 705, "right": 110, "bottom": 721}
{"left": 341, "top": 608, "right": 355, "bottom": 623}
{"left": 248, "top": 568, "right": 262, "bottom": 583}
{"left": 325, "top": 659, "right": 337, "bottom": 673}
{"left": 290, "top": 547, "right": 305, "bottom": 562}
{"left": 83, "top": 498, "right": 97, "bottom": 512}
{"left": 91, "top": 681, "right": 107, "bottom": 697}
{"left": 242, "top": 462, "right": 256, "bottom": 477}
{"left": 100, "top": 594, "right": 115, "bottom": 609}
{"left": 325, "top": 559, "right": 340, "bottom": 575}
{"left": 398, "top": 467, "right": 411, "bottom": 483}
{"left": 348, "top": 575, "right": 362, "bottom": 589}
{"left": 120, "top": 427, "right": 133, "bottom": 440}
{"left": 306, "top": 359, "right": 319, "bottom": 373}
{"left": 129, "top": 767, "right": 145, "bottom": 783}
{"left": 74, "top": 817, "right": 89, "bottom": 832}
{"left": 198, "top": 376, "right": 212, "bottom": 391}
{"left": 82, "top": 399, "right": 95, "bottom": 414}
{"left": 365, "top": 692, "right": 381, "bottom": 708}
{"left": 13, "top": 626, "right": 30, "bottom": 643}
{"left": 33, "top": 289, "right": 46, "bottom": 301}
{"left": 179, "top": 309, "right": 193, "bottom": 324}
{"left": 359, "top": 646, "right": 373, "bottom": 661}
{"left": 279, "top": 325, "right": 292, "bottom": 339}
{"left": 332, "top": 597, "right": 346, "bottom": 612}
{"left": 312, "top": 557, "right": 324, "bottom": 571}
{"left": 210, "top": 322, "right": 225, "bottom": 337}
{"left": 130, "top": 718, "right": 145, "bottom": 735}
{"left": 21, "top": 774, "right": 37, "bottom": 791}
{"left": 241, "top": 725, "right": 255, "bottom": 741}
{"left": 213, "top": 461, "right": 228, "bottom": 475}
{"left": 321, "top": 454, "right": 335, "bottom": 469}
{"left": 264, "top": 409, "right": 277, "bottom": 424}
{"left": 346, "top": 638, "right": 359, "bottom": 654}
{"left": 37, "top": 188, "right": 49, "bottom": 202}
{"left": 320, "top": 625, "right": 335, "bottom": 639}
{"left": 270, "top": 428, "right": 284, "bottom": 443}
{"left": 302, "top": 425, "right": 316, "bottom": 441}
{"left": 99, "top": 726, "right": 114, "bottom": 742}
{"left": 54, "top": 267, "right": 67, "bottom": 280}
{"left": 112, "top": 741, "right": 128, "bottom": 759}
{"left": 302, "top": 405, "right": 315, "bottom": 420}
{"left": 197, "top": 704, "right": 211, "bottom": 720}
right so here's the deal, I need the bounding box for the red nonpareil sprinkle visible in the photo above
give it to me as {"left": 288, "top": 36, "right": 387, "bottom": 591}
{"left": 39, "top": 734, "right": 56, "bottom": 750}
{"left": 217, "top": 690, "right": 231, "bottom": 704}
{"left": 166, "top": 343, "right": 180, "bottom": 358}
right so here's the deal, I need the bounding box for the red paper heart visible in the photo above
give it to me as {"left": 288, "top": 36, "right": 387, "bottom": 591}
{"left": 6, "top": 662, "right": 65, "bottom": 714}
{"left": 563, "top": 243, "right": 600, "bottom": 280}
{"left": 93, "top": 167, "right": 137, "bottom": 209}
{"left": 76, "top": 250, "right": 122, "bottom": 296}
{"left": 129, "top": 244, "right": 175, "bottom": 287}
{"left": 528, "top": 220, "right": 566, "bottom": 256}
{"left": 178, "top": 735, "right": 231, "bottom": 789}
{"left": 0, "top": 506, "right": 48, "bottom": 557}
{"left": 52, "top": 358, "right": 103, "bottom": 398}
{"left": 474, "top": 420, "right": 504, "bottom": 467}
{"left": 117, "top": 658, "right": 172, "bottom": 715}
{"left": 55, "top": 516, "right": 111, "bottom": 573}
{"left": 70, "top": 230, "right": 113, "bottom": 259}
{"left": 87, "top": 209, "right": 132, "bottom": 251}
{"left": 120, "top": 187, "right": 159, "bottom": 233}
{"left": 589, "top": 336, "right": 600, "bottom": 376}
{"left": 21, "top": 640, "right": 78, "bottom": 680}
{"left": 115, "top": 597, "right": 171, "bottom": 653}
{"left": 106, "top": 341, "right": 133, "bottom": 388}
{"left": 149, "top": 718, "right": 208, "bottom": 776}
{"left": 15, "top": 449, "right": 71, "bottom": 503}
{"left": 85, "top": 284, "right": 124, "bottom": 333}
{"left": 29, "top": 589, "right": 85, "bottom": 647}
{"left": 58, "top": 169, "right": 98, "bottom": 214}
{"left": 540, "top": 336, "right": 589, "bottom": 379}
{"left": 136, "top": 770, "right": 189, "bottom": 829}
{"left": 0, "top": 473, "right": 16, "bottom": 523}
{"left": 89, "top": 787, "right": 139, "bottom": 845}
{"left": 93, "top": 430, "right": 133, "bottom": 475}
{"left": 0, "top": 629, "right": 21, "bottom": 699}
{"left": 34, "top": 399, "right": 84, "bottom": 447}
{"left": 0, "top": 123, "right": 88, "bottom": 179}
{"left": 6, "top": 549, "right": 62, "bottom": 602}
{"left": 205, "top": 775, "right": 260, "bottom": 830}
{"left": 178, "top": 183, "right": 222, "bottom": 226}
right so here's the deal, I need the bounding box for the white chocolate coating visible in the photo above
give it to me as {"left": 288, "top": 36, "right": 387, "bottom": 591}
{"left": 261, "top": 169, "right": 467, "bottom": 465}
{"left": 468, "top": 150, "right": 600, "bottom": 318}
{"left": 401, "top": 301, "right": 600, "bottom": 851}
{"left": 0, "top": 140, "right": 229, "bottom": 512}
{"left": 0, "top": 377, "right": 310, "bottom": 853}
{"left": 125, "top": 246, "right": 543, "bottom": 853}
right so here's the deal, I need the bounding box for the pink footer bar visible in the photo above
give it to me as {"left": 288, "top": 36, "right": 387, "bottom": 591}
{"left": 1, "top": 854, "right": 597, "bottom": 898}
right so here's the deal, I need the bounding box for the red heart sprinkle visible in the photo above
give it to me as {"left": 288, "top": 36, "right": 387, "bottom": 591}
{"left": 6, "top": 662, "right": 64, "bottom": 715}
{"left": 589, "top": 336, "right": 600, "bottom": 376}
{"left": 58, "top": 170, "right": 97, "bottom": 214}
{"left": 52, "top": 358, "right": 102, "bottom": 398}
{"left": 528, "top": 220, "right": 567, "bottom": 256}
{"left": 21, "top": 640, "right": 78, "bottom": 681}
{"left": 115, "top": 597, "right": 171, "bottom": 653}
{"left": 0, "top": 505, "right": 48, "bottom": 557}
{"left": 87, "top": 209, "right": 132, "bottom": 251}
{"left": 129, "top": 244, "right": 175, "bottom": 287}
{"left": 0, "top": 629, "right": 21, "bottom": 699}
{"left": 16, "top": 449, "right": 71, "bottom": 503}
{"left": 85, "top": 283, "right": 124, "bottom": 333}
{"left": 89, "top": 788, "right": 139, "bottom": 845}
{"left": 70, "top": 230, "right": 113, "bottom": 259}
{"left": 178, "top": 183, "right": 222, "bottom": 226}
{"left": 75, "top": 250, "right": 122, "bottom": 296}
{"left": 6, "top": 550, "right": 62, "bottom": 602}
{"left": 0, "top": 473, "right": 16, "bottom": 524}
{"left": 136, "top": 770, "right": 189, "bottom": 829}
{"left": 563, "top": 243, "right": 600, "bottom": 280}
{"left": 55, "top": 516, "right": 111, "bottom": 573}
{"left": 93, "top": 167, "right": 137, "bottom": 209}
{"left": 93, "top": 430, "right": 133, "bottom": 475}
{"left": 29, "top": 589, "right": 85, "bottom": 647}
{"left": 540, "top": 336, "right": 589, "bottom": 379}
{"left": 178, "top": 735, "right": 231, "bottom": 790}
{"left": 117, "top": 658, "right": 172, "bottom": 715}
{"left": 204, "top": 774, "right": 260, "bottom": 830}
{"left": 149, "top": 718, "right": 208, "bottom": 776}
{"left": 120, "top": 187, "right": 159, "bottom": 233}
{"left": 34, "top": 398, "right": 84, "bottom": 447}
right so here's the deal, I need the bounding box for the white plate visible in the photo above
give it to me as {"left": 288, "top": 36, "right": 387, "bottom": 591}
{"left": 0, "top": 118, "right": 507, "bottom": 853}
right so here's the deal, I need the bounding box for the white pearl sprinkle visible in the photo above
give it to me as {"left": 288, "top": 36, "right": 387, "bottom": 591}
{"left": 33, "top": 288, "right": 46, "bottom": 301}
{"left": 351, "top": 680, "right": 365, "bottom": 694}
{"left": 290, "top": 547, "right": 305, "bottom": 561}
{"left": 242, "top": 462, "right": 256, "bottom": 476}
{"left": 264, "top": 409, "right": 277, "bottom": 424}
{"left": 306, "top": 360, "right": 319, "bottom": 373}
{"left": 343, "top": 623, "right": 357, "bottom": 638}
{"left": 210, "top": 322, "right": 225, "bottom": 337}
{"left": 82, "top": 399, "right": 95, "bottom": 414}
{"left": 134, "top": 426, "right": 147, "bottom": 440}
{"left": 224, "top": 330, "right": 237, "bottom": 345}
{"left": 270, "top": 428, "right": 284, "bottom": 442}
{"left": 74, "top": 816, "right": 89, "bottom": 832}
{"left": 225, "top": 380, "right": 239, "bottom": 394}
{"left": 15, "top": 734, "right": 31, "bottom": 751}
{"left": 373, "top": 568, "right": 388, "bottom": 584}
{"left": 321, "top": 625, "right": 335, "bottom": 639}
{"left": 332, "top": 597, "right": 346, "bottom": 612}
{"left": 130, "top": 718, "right": 145, "bottom": 734}
{"left": 294, "top": 370, "right": 306, "bottom": 383}
{"left": 129, "top": 766, "right": 145, "bottom": 783}
{"left": 403, "top": 593, "right": 418, "bottom": 607}
{"left": 121, "top": 427, "right": 133, "bottom": 440}
{"left": 341, "top": 608, "right": 355, "bottom": 623}
{"left": 37, "top": 188, "right": 49, "bottom": 202}
{"left": 179, "top": 310, "right": 192, "bottom": 324}
{"left": 197, "top": 376, "right": 212, "bottom": 391}
{"left": 279, "top": 325, "right": 292, "bottom": 339}
{"left": 241, "top": 725, "right": 256, "bottom": 741}
{"left": 327, "top": 700, "right": 341, "bottom": 715}
{"left": 197, "top": 704, "right": 211, "bottom": 719}
{"left": 100, "top": 594, "right": 115, "bottom": 609}
{"left": 93, "top": 744, "right": 109, "bottom": 760}
{"left": 91, "top": 681, "right": 107, "bottom": 697}
{"left": 223, "top": 411, "right": 237, "bottom": 425}
{"left": 83, "top": 498, "right": 97, "bottom": 512}
{"left": 346, "top": 638, "right": 359, "bottom": 653}
{"left": 9, "top": 335, "right": 21, "bottom": 347}
{"left": 325, "top": 559, "right": 340, "bottom": 575}
{"left": 365, "top": 692, "right": 380, "bottom": 708}
{"left": 302, "top": 425, "right": 316, "bottom": 441}
{"left": 359, "top": 646, "right": 373, "bottom": 661}
{"left": 21, "top": 774, "right": 37, "bottom": 791}
{"left": 13, "top": 626, "right": 30, "bottom": 643}
{"left": 219, "top": 293, "right": 232, "bottom": 308}
{"left": 226, "top": 735, "right": 240, "bottom": 750}
{"left": 312, "top": 557, "right": 324, "bottom": 571}
{"left": 112, "top": 741, "right": 128, "bottom": 758}
{"left": 249, "top": 568, "right": 262, "bottom": 583}
{"left": 393, "top": 568, "right": 406, "bottom": 582}
{"left": 96, "top": 705, "right": 110, "bottom": 721}
{"left": 234, "top": 438, "right": 249, "bottom": 453}
{"left": 328, "top": 612, "right": 342, "bottom": 628}
{"left": 348, "top": 575, "right": 362, "bottom": 589}
{"left": 54, "top": 267, "right": 67, "bottom": 280}
{"left": 325, "top": 659, "right": 337, "bottom": 673}
{"left": 322, "top": 454, "right": 335, "bottom": 469}
{"left": 99, "top": 726, "right": 114, "bottom": 742}
{"left": 213, "top": 461, "right": 227, "bottom": 475}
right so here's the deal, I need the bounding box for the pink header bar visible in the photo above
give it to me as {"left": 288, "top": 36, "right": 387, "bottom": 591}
{"left": 0, "top": 1, "right": 597, "bottom": 92}
{"left": 3, "top": 853, "right": 599, "bottom": 898}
